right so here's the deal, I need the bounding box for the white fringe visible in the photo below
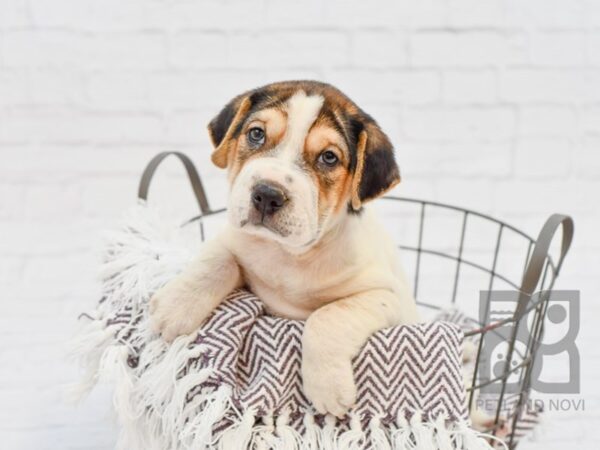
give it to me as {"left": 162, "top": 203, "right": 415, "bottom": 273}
{"left": 302, "top": 413, "right": 320, "bottom": 450}
{"left": 99, "top": 202, "right": 199, "bottom": 310}
{"left": 218, "top": 409, "right": 257, "bottom": 450}
{"left": 274, "top": 410, "right": 304, "bottom": 450}
{"left": 369, "top": 415, "right": 392, "bottom": 450}
{"left": 67, "top": 319, "right": 121, "bottom": 401}
{"left": 98, "top": 345, "right": 139, "bottom": 421}
{"left": 183, "top": 386, "right": 232, "bottom": 449}
{"left": 336, "top": 414, "right": 364, "bottom": 449}
{"left": 317, "top": 415, "right": 339, "bottom": 450}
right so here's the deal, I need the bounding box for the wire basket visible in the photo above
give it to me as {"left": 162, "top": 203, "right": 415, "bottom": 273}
{"left": 139, "top": 152, "right": 574, "bottom": 449}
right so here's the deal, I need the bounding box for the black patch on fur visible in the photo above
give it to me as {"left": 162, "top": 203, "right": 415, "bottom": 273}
{"left": 319, "top": 107, "right": 346, "bottom": 140}
{"left": 358, "top": 145, "right": 399, "bottom": 201}
{"left": 347, "top": 111, "right": 399, "bottom": 203}
{"left": 249, "top": 89, "right": 272, "bottom": 108}
{"left": 208, "top": 97, "right": 239, "bottom": 147}
{"left": 347, "top": 117, "right": 364, "bottom": 172}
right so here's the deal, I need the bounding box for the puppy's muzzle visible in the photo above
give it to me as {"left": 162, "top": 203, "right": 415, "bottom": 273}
{"left": 251, "top": 183, "right": 288, "bottom": 217}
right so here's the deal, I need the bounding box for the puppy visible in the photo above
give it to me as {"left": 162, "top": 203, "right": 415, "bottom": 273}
{"left": 150, "top": 80, "right": 419, "bottom": 418}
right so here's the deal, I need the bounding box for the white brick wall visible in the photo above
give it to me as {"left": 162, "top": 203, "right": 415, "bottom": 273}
{"left": 1, "top": 0, "right": 598, "bottom": 448}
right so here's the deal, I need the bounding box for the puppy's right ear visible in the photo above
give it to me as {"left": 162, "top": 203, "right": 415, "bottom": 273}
{"left": 208, "top": 95, "right": 252, "bottom": 168}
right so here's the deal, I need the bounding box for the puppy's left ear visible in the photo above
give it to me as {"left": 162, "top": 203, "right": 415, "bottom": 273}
{"left": 208, "top": 95, "right": 252, "bottom": 168}
{"left": 350, "top": 119, "right": 401, "bottom": 211}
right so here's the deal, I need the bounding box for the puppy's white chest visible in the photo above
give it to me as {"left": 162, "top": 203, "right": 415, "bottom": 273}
{"left": 233, "top": 243, "right": 325, "bottom": 319}
{"left": 221, "top": 211, "right": 404, "bottom": 320}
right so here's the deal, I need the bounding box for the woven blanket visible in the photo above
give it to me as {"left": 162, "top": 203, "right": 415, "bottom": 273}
{"left": 72, "top": 205, "right": 504, "bottom": 449}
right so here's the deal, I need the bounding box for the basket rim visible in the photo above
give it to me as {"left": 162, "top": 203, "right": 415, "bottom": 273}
{"left": 183, "top": 195, "right": 535, "bottom": 242}
{"left": 180, "top": 196, "right": 553, "bottom": 337}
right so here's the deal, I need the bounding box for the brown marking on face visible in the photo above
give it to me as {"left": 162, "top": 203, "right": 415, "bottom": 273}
{"left": 227, "top": 107, "right": 287, "bottom": 182}
{"left": 210, "top": 96, "right": 252, "bottom": 168}
{"left": 208, "top": 80, "right": 401, "bottom": 233}
{"left": 350, "top": 130, "right": 368, "bottom": 210}
{"left": 303, "top": 123, "right": 353, "bottom": 218}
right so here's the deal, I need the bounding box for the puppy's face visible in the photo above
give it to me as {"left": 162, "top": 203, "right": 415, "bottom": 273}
{"left": 208, "top": 81, "right": 400, "bottom": 249}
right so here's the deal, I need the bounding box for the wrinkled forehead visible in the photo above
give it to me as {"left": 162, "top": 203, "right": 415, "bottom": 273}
{"left": 257, "top": 92, "right": 325, "bottom": 146}
{"left": 241, "top": 85, "right": 358, "bottom": 148}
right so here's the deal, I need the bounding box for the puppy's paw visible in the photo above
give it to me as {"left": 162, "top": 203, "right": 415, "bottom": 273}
{"left": 302, "top": 355, "right": 357, "bottom": 418}
{"left": 149, "top": 280, "right": 216, "bottom": 342}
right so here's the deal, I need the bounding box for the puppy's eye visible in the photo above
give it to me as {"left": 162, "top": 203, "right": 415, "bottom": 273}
{"left": 247, "top": 127, "right": 265, "bottom": 147}
{"left": 318, "top": 150, "right": 339, "bottom": 167}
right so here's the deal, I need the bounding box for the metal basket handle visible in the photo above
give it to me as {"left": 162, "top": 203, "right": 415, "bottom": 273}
{"left": 516, "top": 213, "right": 574, "bottom": 317}
{"left": 138, "top": 151, "right": 211, "bottom": 215}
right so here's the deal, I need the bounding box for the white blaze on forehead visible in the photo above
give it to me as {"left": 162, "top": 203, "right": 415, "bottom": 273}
{"left": 227, "top": 90, "right": 324, "bottom": 247}
{"left": 278, "top": 91, "right": 324, "bottom": 161}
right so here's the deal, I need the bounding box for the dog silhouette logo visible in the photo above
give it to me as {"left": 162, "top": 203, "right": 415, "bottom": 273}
{"left": 478, "top": 290, "right": 580, "bottom": 395}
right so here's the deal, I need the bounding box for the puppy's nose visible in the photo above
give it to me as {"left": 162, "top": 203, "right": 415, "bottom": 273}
{"left": 251, "top": 183, "right": 287, "bottom": 216}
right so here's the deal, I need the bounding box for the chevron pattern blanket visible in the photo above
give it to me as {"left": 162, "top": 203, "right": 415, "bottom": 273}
{"left": 71, "top": 205, "right": 504, "bottom": 449}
